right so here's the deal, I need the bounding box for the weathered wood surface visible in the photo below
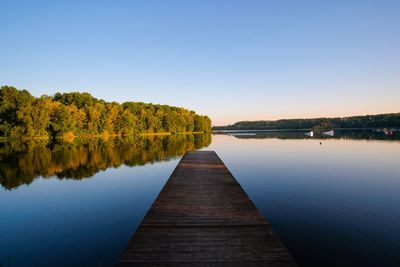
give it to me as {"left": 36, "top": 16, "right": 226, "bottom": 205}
{"left": 116, "top": 151, "right": 296, "bottom": 266}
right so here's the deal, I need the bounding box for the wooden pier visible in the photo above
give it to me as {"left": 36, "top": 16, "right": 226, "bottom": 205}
{"left": 116, "top": 151, "right": 296, "bottom": 266}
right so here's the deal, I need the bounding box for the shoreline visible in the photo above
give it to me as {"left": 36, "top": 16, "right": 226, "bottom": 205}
{"left": 0, "top": 131, "right": 209, "bottom": 143}
{"left": 212, "top": 127, "right": 400, "bottom": 133}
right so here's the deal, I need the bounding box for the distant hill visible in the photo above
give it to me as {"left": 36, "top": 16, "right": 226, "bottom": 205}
{"left": 213, "top": 113, "right": 400, "bottom": 131}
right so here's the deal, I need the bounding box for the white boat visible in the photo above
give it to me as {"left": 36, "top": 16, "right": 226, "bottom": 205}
{"left": 322, "top": 130, "right": 334, "bottom": 136}
{"left": 305, "top": 131, "right": 313, "bottom": 137}
{"left": 383, "top": 128, "right": 393, "bottom": 136}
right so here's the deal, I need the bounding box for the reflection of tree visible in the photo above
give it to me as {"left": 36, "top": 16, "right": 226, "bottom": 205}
{"left": 218, "top": 130, "right": 400, "bottom": 140}
{"left": 0, "top": 134, "right": 211, "bottom": 190}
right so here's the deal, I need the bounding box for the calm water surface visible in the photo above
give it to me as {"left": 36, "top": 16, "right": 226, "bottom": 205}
{"left": 0, "top": 131, "right": 399, "bottom": 266}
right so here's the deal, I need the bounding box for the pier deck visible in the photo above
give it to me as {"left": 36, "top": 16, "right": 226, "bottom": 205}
{"left": 116, "top": 151, "right": 296, "bottom": 266}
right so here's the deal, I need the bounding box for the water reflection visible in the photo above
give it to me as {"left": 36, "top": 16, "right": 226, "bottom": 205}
{"left": 0, "top": 134, "right": 211, "bottom": 190}
{"left": 207, "top": 132, "right": 400, "bottom": 267}
{"left": 1, "top": 130, "right": 399, "bottom": 267}
{"left": 215, "top": 130, "right": 400, "bottom": 141}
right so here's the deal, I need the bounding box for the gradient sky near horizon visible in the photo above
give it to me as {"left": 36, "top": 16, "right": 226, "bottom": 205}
{"left": 1, "top": 0, "right": 399, "bottom": 125}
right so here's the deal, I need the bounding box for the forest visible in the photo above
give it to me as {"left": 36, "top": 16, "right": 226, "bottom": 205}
{"left": 214, "top": 113, "right": 400, "bottom": 130}
{"left": 0, "top": 86, "right": 211, "bottom": 139}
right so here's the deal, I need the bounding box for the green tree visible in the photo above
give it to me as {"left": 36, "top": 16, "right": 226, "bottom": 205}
{"left": 0, "top": 86, "right": 34, "bottom": 137}
{"left": 51, "top": 104, "right": 75, "bottom": 135}
{"left": 17, "top": 97, "right": 52, "bottom": 138}
{"left": 0, "top": 86, "right": 212, "bottom": 139}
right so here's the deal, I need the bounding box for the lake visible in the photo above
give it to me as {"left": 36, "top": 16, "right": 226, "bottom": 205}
{"left": 0, "top": 131, "right": 399, "bottom": 266}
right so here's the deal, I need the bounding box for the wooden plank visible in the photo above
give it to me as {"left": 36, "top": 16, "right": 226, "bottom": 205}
{"left": 116, "top": 151, "right": 297, "bottom": 266}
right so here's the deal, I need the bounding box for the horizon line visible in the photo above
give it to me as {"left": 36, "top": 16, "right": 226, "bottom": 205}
{"left": 215, "top": 112, "right": 400, "bottom": 127}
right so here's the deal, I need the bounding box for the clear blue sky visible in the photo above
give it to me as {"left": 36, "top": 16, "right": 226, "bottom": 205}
{"left": 1, "top": 0, "right": 399, "bottom": 125}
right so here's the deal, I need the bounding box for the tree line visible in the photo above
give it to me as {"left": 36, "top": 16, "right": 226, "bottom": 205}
{"left": 0, "top": 86, "right": 211, "bottom": 139}
{"left": 214, "top": 113, "right": 400, "bottom": 130}
{"left": 214, "top": 130, "right": 400, "bottom": 140}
